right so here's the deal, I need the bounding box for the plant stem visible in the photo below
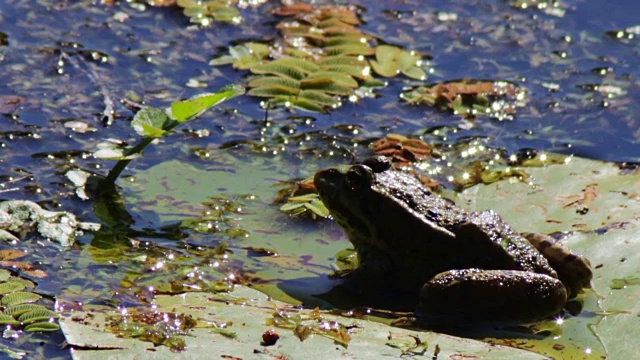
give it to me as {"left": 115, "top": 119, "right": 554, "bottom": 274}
{"left": 103, "top": 136, "right": 157, "bottom": 184}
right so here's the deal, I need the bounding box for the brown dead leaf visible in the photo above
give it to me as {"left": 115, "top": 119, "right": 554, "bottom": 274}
{"left": 273, "top": 2, "right": 313, "bottom": 16}
{"left": 371, "top": 134, "right": 433, "bottom": 168}
{"left": 23, "top": 269, "right": 48, "bottom": 278}
{"left": 0, "top": 260, "right": 48, "bottom": 277}
{"left": 430, "top": 80, "right": 517, "bottom": 105}
{"left": 0, "top": 249, "right": 26, "bottom": 261}
{"left": 0, "top": 95, "right": 23, "bottom": 113}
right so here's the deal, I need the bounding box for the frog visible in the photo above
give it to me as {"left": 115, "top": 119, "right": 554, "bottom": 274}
{"left": 313, "top": 156, "right": 593, "bottom": 324}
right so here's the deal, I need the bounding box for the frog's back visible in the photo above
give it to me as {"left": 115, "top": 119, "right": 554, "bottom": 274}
{"left": 368, "top": 170, "right": 557, "bottom": 291}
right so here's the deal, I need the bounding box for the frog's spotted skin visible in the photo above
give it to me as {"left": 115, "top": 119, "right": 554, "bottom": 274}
{"left": 314, "top": 156, "right": 592, "bottom": 324}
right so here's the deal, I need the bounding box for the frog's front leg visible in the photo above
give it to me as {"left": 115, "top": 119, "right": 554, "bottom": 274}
{"left": 417, "top": 268, "right": 567, "bottom": 324}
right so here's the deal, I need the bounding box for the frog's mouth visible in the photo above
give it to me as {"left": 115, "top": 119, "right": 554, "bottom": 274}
{"left": 314, "top": 168, "right": 360, "bottom": 219}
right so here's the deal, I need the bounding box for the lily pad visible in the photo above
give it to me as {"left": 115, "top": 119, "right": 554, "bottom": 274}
{"left": 60, "top": 286, "right": 543, "bottom": 359}
{"left": 456, "top": 156, "right": 640, "bottom": 359}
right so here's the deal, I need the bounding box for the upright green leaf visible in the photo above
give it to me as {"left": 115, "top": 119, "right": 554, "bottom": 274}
{"left": 131, "top": 107, "right": 170, "bottom": 138}
{"left": 171, "top": 84, "right": 245, "bottom": 123}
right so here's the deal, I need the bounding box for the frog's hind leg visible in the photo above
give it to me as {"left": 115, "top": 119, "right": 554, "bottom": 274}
{"left": 418, "top": 268, "right": 567, "bottom": 324}
{"left": 522, "top": 232, "right": 593, "bottom": 298}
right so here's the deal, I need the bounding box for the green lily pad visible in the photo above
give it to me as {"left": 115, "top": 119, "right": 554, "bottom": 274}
{"left": 60, "top": 287, "right": 543, "bottom": 359}
{"left": 456, "top": 155, "right": 640, "bottom": 359}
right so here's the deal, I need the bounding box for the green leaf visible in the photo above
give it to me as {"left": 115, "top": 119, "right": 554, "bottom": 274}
{"left": 0, "top": 269, "right": 11, "bottom": 282}
{"left": 247, "top": 76, "right": 300, "bottom": 90}
{"left": 299, "top": 78, "right": 354, "bottom": 95}
{"left": 1, "top": 291, "right": 41, "bottom": 306}
{"left": 131, "top": 107, "right": 170, "bottom": 138}
{"left": 171, "top": 84, "right": 245, "bottom": 123}
{"left": 324, "top": 43, "right": 375, "bottom": 56}
{"left": 370, "top": 59, "right": 399, "bottom": 77}
{"left": 252, "top": 61, "right": 309, "bottom": 80}
{"left": 286, "top": 98, "right": 326, "bottom": 113}
{"left": 371, "top": 45, "right": 426, "bottom": 80}
{"left": 402, "top": 66, "right": 428, "bottom": 81}
{"left": 306, "top": 71, "right": 359, "bottom": 88}
{"left": 210, "top": 43, "right": 270, "bottom": 70}
{"left": 0, "top": 282, "right": 26, "bottom": 295}
{"left": 18, "top": 309, "right": 59, "bottom": 324}
{"left": 0, "top": 314, "right": 19, "bottom": 325}
{"left": 316, "top": 56, "right": 365, "bottom": 66}
{"left": 324, "top": 33, "right": 370, "bottom": 47}
{"left": 24, "top": 322, "right": 61, "bottom": 332}
{"left": 397, "top": 49, "right": 420, "bottom": 70}
{"left": 272, "top": 58, "right": 320, "bottom": 73}
{"left": 375, "top": 45, "right": 403, "bottom": 64}
{"left": 280, "top": 202, "right": 304, "bottom": 212}
{"left": 208, "top": 54, "right": 236, "bottom": 67}
{"left": 4, "top": 303, "right": 49, "bottom": 317}
{"left": 298, "top": 90, "right": 339, "bottom": 107}
{"left": 248, "top": 86, "right": 300, "bottom": 97}
{"left": 177, "top": 0, "right": 241, "bottom": 25}
{"left": 321, "top": 64, "right": 369, "bottom": 79}
{"left": 303, "top": 199, "right": 330, "bottom": 218}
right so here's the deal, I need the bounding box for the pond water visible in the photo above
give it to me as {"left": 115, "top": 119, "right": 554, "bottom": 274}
{"left": 0, "top": 0, "right": 639, "bottom": 358}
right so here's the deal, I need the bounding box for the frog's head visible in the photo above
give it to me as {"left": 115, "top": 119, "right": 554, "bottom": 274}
{"left": 313, "top": 156, "right": 392, "bottom": 247}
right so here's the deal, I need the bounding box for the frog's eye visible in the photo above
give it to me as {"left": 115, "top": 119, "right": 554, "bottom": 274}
{"left": 346, "top": 164, "right": 374, "bottom": 191}
{"left": 361, "top": 156, "right": 391, "bottom": 173}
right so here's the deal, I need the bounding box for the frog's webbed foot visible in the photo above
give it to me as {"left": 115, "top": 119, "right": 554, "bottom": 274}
{"left": 522, "top": 232, "right": 593, "bottom": 298}
{"left": 418, "top": 268, "right": 567, "bottom": 324}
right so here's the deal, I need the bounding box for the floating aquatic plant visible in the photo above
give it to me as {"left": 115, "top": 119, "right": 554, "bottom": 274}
{"left": 210, "top": 3, "right": 428, "bottom": 112}
{"left": 176, "top": 0, "right": 242, "bottom": 25}
{"left": 0, "top": 269, "right": 60, "bottom": 332}
{"left": 400, "top": 79, "right": 527, "bottom": 120}
{"left": 266, "top": 307, "right": 352, "bottom": 348}
{"left": 107, "top": 310, "right": 198, "bottom": 351}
